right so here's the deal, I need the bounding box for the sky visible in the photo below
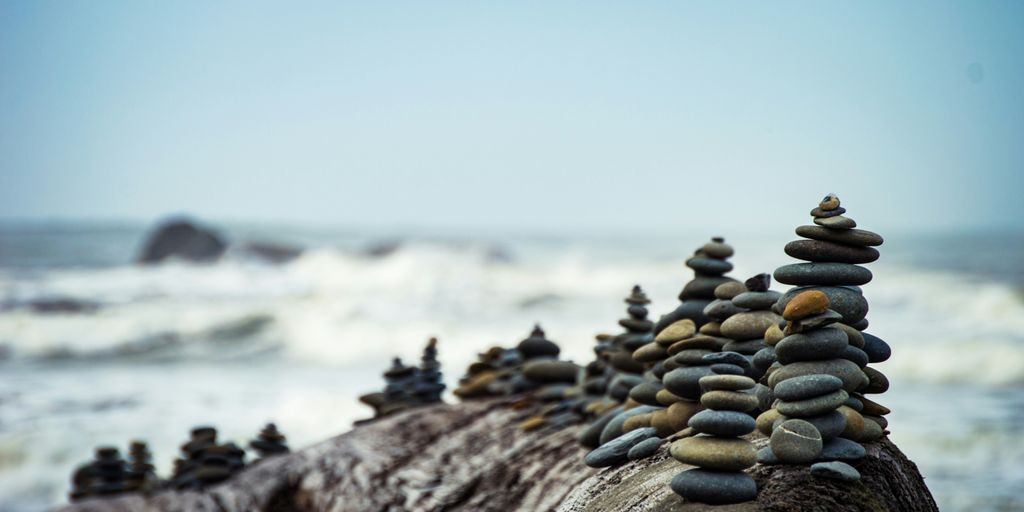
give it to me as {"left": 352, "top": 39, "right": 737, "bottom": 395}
{"left": 1, "top": 1, "right": 1022, "bottom": 233}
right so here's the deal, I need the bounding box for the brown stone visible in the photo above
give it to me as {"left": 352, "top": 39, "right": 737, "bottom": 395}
{"left": 656, "top": 389, "right": 683, "bottom": 406}
{"left": 632, "top": 342, "right": 668, "bottom": 363}
{"left": 783, "top": 290, "right": 829, "bottom": 321}
{"left": 700, "top": 390, "right": 759, "bottom": 412}
{"left": 623, "top": 413, "right": 653, "bottom": 433}
{"left": 670, "top": 436, "right": 757, "bottom": 471}
{"left": 655, "top": 319, "right": 697, "bottom": 346}
{"left": 764, "top": 323, "right": 785, "bottom": 346}
{"left": 667, "top": 401, "right": 700, "bottom": 432}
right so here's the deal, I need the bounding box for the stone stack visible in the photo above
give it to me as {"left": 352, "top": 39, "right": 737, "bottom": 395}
{"left": 124, "top": 441, "right": 158, "bottom": 494}
{"left": 669, "top": 374, "right": 758, "bottom": 504}
{"left": 655, "top": 237, "right": 739, "bottom": 333}
{"left": 69, "top": 447, "right": 129, "bottom": 501}
{"left": 413, "top": 337, "right": 446, "bottom": 404}
{"left": 773, "top": 193, "right": 890, "bottom": 443}
{"left": 249, "top": 423, "right": 290, "bottom": 461}
{"left": 170, "top": 426, "right": 246, "bottom": 490}
{"left": 758, "top": 290, "right": 870, "bottom": 481}
{"left": 452, "top": 346, "right": 523, "bottom": 399}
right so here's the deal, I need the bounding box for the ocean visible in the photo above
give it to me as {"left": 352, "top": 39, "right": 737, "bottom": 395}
{"left": 1, "top": 220, "right": 1022, "bottom": 511}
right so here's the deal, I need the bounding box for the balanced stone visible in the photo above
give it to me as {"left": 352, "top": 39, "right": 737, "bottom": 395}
{"left": 841, "top": 345, "right": 869, "bottom": 367}
{"left": 703, "top": 237, "right": 735, "bottom": 259}
{"left": 701, "top": 353, "right": 751, "bottom": 372}
{"left": 777, "top": 286, "right": 869, "bottom": 325}
{"left": 782, "top": 289, "right": 829, "bottom": 320}
{"left": 810, "top": 461, "right": 861, "bottom": 482}
{"left": 585, "top": 427, "right": 657, "bottom": 468}
{"left": 709, "top": 364, "right": 745, "bottom": 376}
{"left": 721, "top": 338, "right": 766, "bottom": 355}
{"left": 770, "top": 419, "right": 823, "bottom": 464}
{"left": 732, "top": 291, "right": 782, "bottom": 309}
{"left": 627, "top": 437, "right": 664, "bottom": 461}
{"left": 667, "top": 401, "right": 700, "bottom": 431}
{"left": 663, "top": 366, "right": 716, "bottom": 400}
{"left": 814, "top": 215, "right": 857, "bottom": 229}
{"left": 578, "top": 406, "right": 624, "bottom": 448}
{"left": 775, "top": 328, "right": 849, "bottom": 363}
{"left": 517, "top": 325, "right": 560, "bottom": 359}
{"left": 714, "top": 281, "right": 747, "bottom": 300}
{"left": 776, "top": 389, "right": 849, "bottom": 417}
{"left": 862, "top": 333, "right": 892, "bottom": 363}
{"left": 773, "top": 374, "right": 844, "bottom": 401}
{"left": 699, "top": 374, "right": 755, "bottom": 392}
{"left": 784, "top": 240, "right": 880, "bottom": 264}
{"left": 628, "top": 381, "right": 663, "bottom": 406}
{"left": 599, "top": 405, "right": 660, "bottom": 445}
{"left": 688, "top": 410, "right": 756, "bottom": 437}
{"left": 774, "top": 263, "right": 872, "bottom": 286}
{"left": 670, "top": 436, "right": 757, "bottom": 471}
{"left": 811, "top": 206, "right": 846, "bottom": 218}
{"left": 655, "top": 319, "right": 697, "bottom": 345}
{"left": 819, "top": 193, "right": 840, "bottom": 210}
{"left": 795, "top": 225, "right": 884, "bottom": 247}
{"left": 670, "top": 469, "right": 758, "bottom": 504}
{"left": 835, "top": 323, "right": 865, "bottom": 348}
{"left": 798, "top": 410, "right": 848, "bottom": 441}
{"left": 721, "top": 310, "right": 781, "bottom": 340}
{"left": 745, "top": 273, "right": 771, "bottom": 292}
{"left": 701, "top": 390, "right": 758, "bottom": 412}
{"left": 688, "top": 257, "right": 734, "bottom": 275}
{"left": 818, "top": 437, "right": 867, "bottom": 462}
{"left": 768, "top": 358, "right": 868, "bottom": 392}
{"left": 784, "top": 310, "right": 844, "bottom": 335}
{"left": 523, "top": 360, "right": 579, "bottom": 383}
{"left": 703, "top": 299, "right": 747, "bottom": 321}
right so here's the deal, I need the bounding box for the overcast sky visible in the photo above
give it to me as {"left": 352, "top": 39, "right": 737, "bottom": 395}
{"left": 1, "top": 1, "right": 1022, "bottom": 233}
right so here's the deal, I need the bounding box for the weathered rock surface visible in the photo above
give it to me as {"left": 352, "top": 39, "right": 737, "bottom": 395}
{"left": 59, "top": 397, "right": 937, "bottom": 512}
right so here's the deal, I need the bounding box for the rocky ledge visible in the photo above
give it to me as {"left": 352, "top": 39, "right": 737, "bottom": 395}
{"left": 58, "top": 397, "right": 936, "bottom": 512}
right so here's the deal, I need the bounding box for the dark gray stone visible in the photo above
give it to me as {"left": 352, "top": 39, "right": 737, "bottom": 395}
{"left": 775, "top": 328, "right": 848, "bottom": 363}
{"left": 818, "top": 437, "right": 867, "bottom": 462}
{"left": 703, "top": 299, "right": 748, "bottom": 321}
{"left": 702, "top": 351, "right": 750, "bottom": 369}
{"left": 585, "top": 427, "right": 657, "bottom": 468}
{"left": 688, "top": 410, "right": 756, "bottom": 437}
{"left": 752, "top": 347, "right": 777, "bottom": 371}
{"left": 670, "top": 468, "right": 758, "bottom": 504}
{"left": 777, "top": 389, "right": 849, "bottom": 417}
{"left": 813, "top": 215, "right": 857, "bottom": 229}
{"left": 841, "top": 345, "right": 869, "bottom": 368}
{"left": 627, "top": 436, "right": 664, "bottom": 461}
{"left": 777, "top": 286, "right": 869, "bottom": 325}
{"left": 796, "top": 225, "right": 883, "bottom": 247}
{"left": 628, "top": 381, "right": 663, "bottom": 406}
{"left": 773, "top": 374, "right": 844, "bottom": 401}
{"left": 686, "top": 257, "right": 734, "bottom": 276}
{"left": 663, "top": 366, "right": 716, "bottom": 400}
{"left": 722, "top": 338, "right": 767, "bottom": 355}
{"left": 770, "top": 419, "right": 823, "bottom": 464}
{"left": 784, "top": 240, "right": 880, "bottom": 264}
{"left": 732, "top": 291, "right": 783, "bottom": 310}
{"left": 799, "top": 410, "right": 847, "bottom": 441}
{"left": 710, "top": 363, "right": 745, "bottom": 376}
{"left": 655, "top": 300, "right": 712, "bottom": 332}
{"left": 598, "top": 405, "right": 660, "bottom": 445}
{"left": 810, "top": 206, "right": 847, "bottom": 218}
{"left": 578, "top": 405, "right": 623, "bottom": 448}
{"left": 774, "top": 263, "right": 873, "bottom": 286}
{"left": 681, "top": 278, "right": 737, "bottom": 301}
{"left": 811, "top": 461, "right": 861, "bottom": 482}
{"left": 862, "top": 333, "right": 892, "bottom": 363}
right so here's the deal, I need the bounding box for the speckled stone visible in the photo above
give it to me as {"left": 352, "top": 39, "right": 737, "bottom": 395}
{"left": 817, "top": 437, "right": 866, "bottom": 462}
{"left": 688, "top": 409, "right": 756, "bottom": 437}
{"left": 773, "top": 374, "right": 844, "bottom": 401}
{"left": 769, "top": 359, "right": 868, "bottom": 392}
{"left": 798, "top": 410, "right": 848, "bottom": 441}
{"left": 598, "top": 405, "right": 660, "bottom": 445}
{"left": 701, "top": 390, "right": 759, "bottom": 412}
{"left": 714, "top": 281, "right": 747, "bottom": 300}
{"left": 795, "top": 225, "right": 883, "bottom": 247}
{"left": 732, "top": 291, "right": 783, "bottom": 310}
{"left": 655, "top": 319, "right": 697, "bottom": 346}
{"left": 699, "top": 374, "right": 755, "bottom": 391}
{"left": 775, "top": 327, "right": 849, "bottom": 364}
{"left": 777, "top": 389, "right": 849, "bottom": 417}
{"left": 721, "top": 310, "right": 783, "bottom": 340}
{"left": 784, "top": 239, "right": 880, "bottom": 264}
{"left": 770, "top": 419, "right": 823, "bottom": 464}
{"left": 670, "top": 435, "right": 757, "bottom": 471}
{"left": 774, "top": 263, "right": 873, "bottom": 286}
{"left": 670, "top": 468, "right": 758, "bottom": 504}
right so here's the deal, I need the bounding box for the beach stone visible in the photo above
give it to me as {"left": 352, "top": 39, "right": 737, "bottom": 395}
{"left": 672, "top": 348, "right": 714, "bottom": 365}
{"left": 732, "top": 291, "right": 783, "bottom": 310}
{"left": 655, "top": 319, "right": 697, "bottom": 345}
{"left": 687, "top": 257, "right": 734, "bottom": 275}
{"left": 714, "top": 281, "right": 747, "bottom": 300}
{"left": 667, "top": 335, "right": 722, "bottom": 354}
{"left": 862, "top": 366, "right": 890, "bottom": 394}
{"left": 681, "top": 277, "right": 736, "bottom": 301}
{"left": 851, "top": 317, "right": 870, "bottom": 330}
{"left": 840, "top": 345, "right": 869, "bottom": 367}
{"left": 522, "top": 360, "right": 579, "bottom": 383}
{"left": 864, "top": 414, "right": 888, "bottom": 429}
{"left": 619, "top": 318, "right": 655, "bottom": 332}
{"left": 628, "top": 381, "right": 664, "bottom": 406}
{"left": 774, "top": 263, "right": 872, "bottom": 286}
{"left": 599, "top": 405, "right": 660, "bottom": 445}
{"left": 811, "top": 206, "right": 847, "bottom": 218}
{"left": 699, "top": 374, "right": 755, "bottom": 391}
{"left": 752, "top": 347, "right": 777, "bottom": 372}
{"left": 655, "top": 301, "right": 711, "bottom": 334}
{"left": 703, "top": 238, "right": 734, "bottom": 259}
{"left": 795, "top": 225, "right": 883, "bottom": 247}
{"left": 702, "top": 352, "right": 750, "bottom": 369}
{"left": 670, "top": 436, "right": 757, "bottom": 471}
{"left": 784, "top": 240, "right": 880, "bottom": 264}
{"left": 632, "top": 342, "right": 668, "bottom": 363}
{"left": 769, "top": 358, "right": 868, "bottom": 392}
{"left": 721, "top": 310, "right": 782, "bottom": 340}
{"left": 775, "top": 328, "right": 848, "bottom": 364}
{"left": 722, "top": 338, "right": 766, "bottom": 355}
{"left": 699, "top": 322, "right": 722, "bottom": 336}
{"left": 835, "top": 323, "right": 865, "bottom": 348}
{"left": 608, "top": 351, "right": 645, "bottom": 374}
{"left": 837, "top": 406, "right": 866, "bottom": 440}
{"left": 798, "top": 410, "right": 847, "bottom": 441}
{"left": 860, "top": 416, "right": 884, "bottom": 441}
{"left": 656, "top": 388, "right": 683, "bottom": 406}
{"left": 764, "top": 324, "right": 785, "bottom": 346}
{"left": 670, "top": 468, "right": 758, "bottom": 504}
{"left": 785, "top": 310, "right": 844, "bottom": 334}
{"left": 649, "top": 410, "right": 676, "bottom": 437}
{"left": 701, "top": 390, "right": 758, "bottom": 412}
{"left": 813, "top": 215, "right": 857, "bottom": 229}
{"left": 703, "top": 299, "right": 747, "bottom": 321}
{"left": 818, "top": 437, "right": 867, "bottom": 462}
{"left": 862, "top": 333, "right": 892, "bottom": 363}
{"left": 627, "top": 437, "right": 664, "bottom": 461}
{"left": 860, "top": 396, "right": 891, "bottom": 416}
{"left": 756, "top": 409, "right": 783, "bottom": 436}
{"left": 774, "top": 374, "right": 844, "bottom": 401}
{"left": 811, "top": 461, "right": 861, "bottom": 482}
{"left": 844, "top": 396, "right": 864, "bottom": 412}
{"left": 777, "top": 286, "right": 869, "bottom": 325}
{"left": 664, "top": 366, "right": 716, "bottom": 400}
{"left": 777, "top": 389, "right": 849, "bottom": 417}
{"left": 782, "top": 290, "right": 829, "bottom": 321}
{"left": 688, "top": 410, "right": 756, "bottom": 437}
{"left": 770, "top": 419, "right": 823, "bottom": 464}
{"left": 819, "top": 193, "right": 840, "bottom": 211}
{"left": 757, "top": 446, "right": 781, "bottom": 465}
{"left": 578, "top": 405, "right": 624, "bottom": 448}
{"left": 585, "top": 427, "right": 657, "bottom": 468}
{"left": 667, "top": 401, "right": 700, "bottom": 432}
{"left": 710, "top": 364, "right": 745, "bottom": 376}
{"left": 754, "top": 383, "right": 774, "bottom": 411}
{"left": 745, "top": 273, "right": 771, "bottom": 292}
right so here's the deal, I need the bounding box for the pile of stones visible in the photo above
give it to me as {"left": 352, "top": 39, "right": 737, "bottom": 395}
{"left": 170, "top": 426, "right": 246, "bottom": 490}
{"left": 655, "top": 237, "right": 738, "bottom": 333}
{"left": 249, "top": 423, "right": 290, "bottom": 461}
{"left": 69, "top": 447, "right": 131, "bottom": 501}
{"left": 358, "top": 338, "right": 447, "bottom": 421}
{"left": 123, "top": 441, "right": 158, "bottom": 494}
{"left": 452, "top": 345, "right": 524, "bottom": 399}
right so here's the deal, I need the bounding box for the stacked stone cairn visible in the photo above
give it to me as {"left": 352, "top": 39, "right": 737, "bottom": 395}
{"left": 771, "top": 193, "right": 889, "bottom": 445}
{"left": 716, "top": 273, "right": 784, "bottom": 411}
{"left": 69, "top": 446, "right": 130, "bottom": 501}
{"left": 249, "top": 423, "right": 290, "bottom": 461}
{"left": 654, "top": 237, "right": 739, "bottom": 334}
{"left": 413, "top": 337, "right": 446, "bottom": 404}
{"left": 516, "top": 325, "right": 586, "bottom": 430}
{"left": 358, "top": 338, "right": 447, "bottom": 422}
{"left": 123, "top": 441, "right": 158, "bottom": 494}
{"left": 452, "top": 345, "right": 524, "bottom": 399}
{"left": 170, "top": 426, "right": 246, "bottom": 490}
{"left": 605, "top": 286, "right": 653, "bottom": 406}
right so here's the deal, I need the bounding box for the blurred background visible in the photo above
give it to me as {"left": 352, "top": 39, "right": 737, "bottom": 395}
{"left": 2, "top": 1, "right": 1023, "bottom": 511}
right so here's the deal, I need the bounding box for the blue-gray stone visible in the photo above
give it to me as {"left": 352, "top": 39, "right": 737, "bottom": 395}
{"left": 776, "top": 328, "right": 848, "bottom": 364}
{"left": 774, "top": 374, "right": 844, "bottom": 401}
{"left": 688, "top": 410, "right": 756, "bottom": 437}
{"left": 585, "top": 427, "right": 657, "bottom": 468}
{"left": 703, "top": 351, "right": 751, "bottom": 369}
{"left": 757, "top": 446, "right": 780, "bottom": 465}
{"left": 774, "top": 262, "right": 873, "bottom": 286}
{"left": 841, "top": 345, "right": 869, "bottom": 368}
{"left": 627, "top": 436, "right": 664, "bottom": 460}
{"left": 777, "top": 389, "right": 849, "bottom": 417}
{"left": 862, "top": 332, "right": 891, "bottom": 363}
{"left": 710, "top": 363, "right": 745, "bottom": 375}
{"left": 722, "top": 338, "right": 767, "bottom": 355}
{"left": 670, "top": 468, "right": 758, "bottom": 504}
{"left": 752, "top": 347, "right": 777, "bottom": 371}
{"left": 811, "top": 461, "right": 861, "bottom": 482}
{"left": 599, "top": 405, "right": 660, "bottom": 445}
{"left": 578, "top": 405, "right": 624, "bottom": 448}
{"left": 818, "top": 437, "right": 867, "bottom": 462}
{"left": 664, "top": 366, "right": 716, "bottom": 400}
{"left": 732, "top": 290, "right": 783, "bottom": 309}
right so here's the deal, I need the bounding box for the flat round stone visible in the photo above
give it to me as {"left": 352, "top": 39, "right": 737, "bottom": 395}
{"left": 585, "top": 427, "right": 657, "bottom": 468}
{"left": 655, "top": 302, "right": 710, "bottom": 334}
{"left": 699, "top": 374, "right": 755, "bottom": 391}
{"left": 687, "top": 256, "right": 734, "bottom": 275}
{"left": 770, "top": 419, "right": 823, "bottom": 464}
{"left": 702, "top": 352, "right": 751, "bottom": 369}
{"left": 670, "top": 468, "right": 758, "bottom": 504}
{"left": 627, "top": 436, "right": 664, "bottom": 461}
{"left": 862, "top": 366, "right": 890, "bottom": 394}
{"left": 703, "top": 239, "right": 735, "bottom": 259}
{"left": 688, "top": 409, "right": 756, "bottom": 437}
{"left": 784, "top": 240, "right": 880, "bottom": 264}
{"left": 782, "top": 290, "right": 829, "bottom": 320}
{"left": 811, "top": 206, "right": 846, "bottom": 218}
{"left": 667, "top": 401, "right": 700, "bottom": 432}
{"left": 633, "top": 342, "right": 668, "bottom": 363}
{"left": 664, "top": 366, "right": 716, "bottom": 400}
{"left": 681, "top": 277, "right": 736, "bottom": 301}
{"left": 721, "top": 310, "right": 782, "bottom": 340}
{"left": 667, "top": 335, "right": 722, "bottom": 354}
{"left": 841, "top": 345, "right": 869, "bottom": 368}
{"left": 773, "top": 374, "right": 844, "bottom": 401}
{"left": 768, "top": 358, "right": 868, "bottom": 392}
{"left": 714, "top": 281, "right": 747, "bottom": 300}
{"left": 703, "top": 299, "right": 747, "bottom": 322}
{"left": 701, "top": 390, "right": 759, "bottom": 412}
{"left": 722, "top": 339, "right": 766, "bottom": 355}
{"left": 817, "top": 437, "right": 866, "bottom": 462}
{"left": 670, "top": 435, "right": 757, "bottom": 471}
{"left": 775, "top": 327, "right": 849, "bottom": 364}
{"left": 578, "top": 406, "right": 624, "bottom": 448}
{"left": 732, "top": 291, "right": 782, "bottom": 310}
{"left": 710, "top": 363, "right": 745, "bottom": 375}
{"left": 756, "top": 409, "right": 783, "bottom": 436}
{"left": 862, "top": 332, "right": 891, "bottom": 363}
{"left": 752, "top": 347, "right": 777, "bottom": 371}
{"left": 599, "top": 405, "right": 660, "bottom": 445}
{"left": 672, "top": 348, "right": 714, "bottom": 365}
{"left": 774, "top": 263, "right": 873, "bottom": 286}
{"left": 811, "top": 461, "right": 861, "bottom": 482}
{"left": 813, "top": 215, "right": 857, "bottom": 229}
{"left": 796, "top": 225, "right": 883, "bottom": 247}
{"left": 776, "top": 389, "right": 849, "bottom": 417}
{"left": 777, "top": 286, "right": 869, "bottom": 325}
{"left": 522, "top": 360, "right": 580, "bottom": 383}
{"left": 835, "top": 323, "right": 865, "bottom": 348}
{"left": 785, "top": 310, "right": 844, "bottom": 334}
{"left": 628, "top": 381, "right": 664, "bottom": 406}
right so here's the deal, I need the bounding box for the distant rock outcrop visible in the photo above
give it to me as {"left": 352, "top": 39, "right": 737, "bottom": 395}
{"left": 137, "top": 219, "right": 227, "bottom": 264}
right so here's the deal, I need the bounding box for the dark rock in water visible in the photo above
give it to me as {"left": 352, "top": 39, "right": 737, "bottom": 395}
{"left": 771, "top": 419, "right": 823, "bottom": 463}
{"left": 732, "top": 291, "right": 782, "bottom": 310}
{"left": 745, "top": 273, "right": 771, "bottom": 292}
{"left": 774, "top": 263, "right": 873, "bottom": 286}
{"left": 862, "top": 333, "right": 892, "bottom": 363}
{"left": 578, "top": 406, "right": 624, "bottom": 448}
{"left": 585, "top": 427, "right": 657, "bottom": 468}
{"left": 775, "top": 328, "right": 848, "bottom": 364}
{"left": 777, "top": 286, "right": 869, "bottom": 325}
{"left": 773, "top": 374, "right": 844, "bottom": 401}
{"left": 599, "top": 405, "right": 660, "bottom": 445}
{"left": 238, "top": 241, "right": 303, "bottom": 263}
{"left": 795, "top": 225, "right": 884, "bottom": 247}
{"left": 784, "top": 240, "right": 880, "bottom": 264}
{"left": 670, "top": 468, "right": 758, "bottom": 504}
{"left": 627, "top": 437, "right": 664, "bottom": 461}
{"left": 811, "top": 461, "right": 861, "bottom": 482}
{"left": 138, "top": 219, "right": 227, "bottom": 264}
{"left": 688, "top": 410, "right": 756, "bottom": 437}
{"left": 818, "top": 437, "right": 867, "bottom": 462}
